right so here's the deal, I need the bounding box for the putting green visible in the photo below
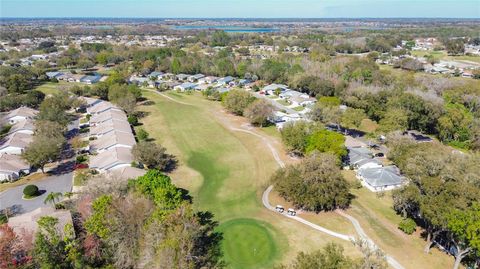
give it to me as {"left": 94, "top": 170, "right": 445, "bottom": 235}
{"left": 217, "top": 218, "right": 278, "bottom": 269}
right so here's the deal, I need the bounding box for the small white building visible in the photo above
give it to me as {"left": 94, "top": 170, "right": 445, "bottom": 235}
{"left": 0, "top": 154, "right": 30, "bottom": 182}
{"left": 356, "top": 166, "right": 405, "bottom": 192}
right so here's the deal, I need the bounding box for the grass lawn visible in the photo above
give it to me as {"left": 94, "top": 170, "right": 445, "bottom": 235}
{"left": 217, "top": 219, "right": 279, "bottom": 269}
{"left": 138, "top": 90, "right": 359, "bottom": 267}
{"left": 292, "top": 106, "right": 305, "bottom": 112}
{"left": 34, "top": 81, "right": 81, "bottom": 95}
{"left": 359, "top": 118, "right": 378, "bottom": 133}
{"left": 276, "top": 99, "right": 290, "bottom": 106}
{"left": 0, "top": 173, "right": 47, "bottom": 192}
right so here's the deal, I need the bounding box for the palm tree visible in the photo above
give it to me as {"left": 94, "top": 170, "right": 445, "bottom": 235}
{"left": 44, "top": 192, "right": 63, "bottom": 207}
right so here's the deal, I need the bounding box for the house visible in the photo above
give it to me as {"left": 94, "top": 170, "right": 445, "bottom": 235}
{"left": 279, "top": 90, "right": 308, "bottom": 99}
{"left": 216, "top": 87, "right": 230, "bottom": 94}
{"left": 45, "top": 71, "right": 63, "bottom": 79}
{"left": 129, "top": 75, "right": 149, "bottom": 85}
{"left": 68, "top": 74, "right": 85, "bottom": 83}
{"left": 8, "top": 207, "right": 73, "bottom": 238}
{"left": 90, "top": 119, "right": 132, "bottom": 138}
{"left": 8, "top": 119, "right": 35, "bottom": 135}
{"left": 346, "top": 147, "right": 382, "bottom": 170}
{"left": 0, "top": 132, "right": 33, "bottom": 155}
{"left": 0, "top": 153, "right": 30, "bottom": 182}
{"left": 80, "top": 75, "right": 102, "bottom": 84}
{"left": 188, "top": 74, "right": 205, "bottom": 82}
{"left": 238, "top": 79, "right": 251, "bottom": 86}
{"left": 217, "top": 76, "right": 234, "bottom": 85}
{"left": 174, "top": 82, "right": 197, "bottom": 91}
{"left": 106, "top": 166, "right": 146, "bottom": 180}
{"left": 263, "top": 84, "right": 289, "bottom": 95}
{"left": 90, "top": 130, "right": 136, "bottom": 153}
{"left": 199, "top": 76, "right": 218, "bottom": 84}
{"left": 289, "top": 96, "right": 317, "bottom": 107}
{"left": 90, "top": 147, "right": 134, "bottom": 171}
{"left": 195, "top": 84, "right": 211, "bottom": 91}
{"left": 356, "top": 166, "right": 405, "bottom": 192}
{"left": 89, "top": 109, "right": 128, "bottom": 126}
{"left": 87, "top": 101, "right": 122, "bottom": 115}
{"left": 176, "top": 74, "right": 189, "bottom": 81}
{"left": 148, "top": 71, "right": 164, "bottom": 79}
{"left": 4, "top": 107, "right": 38, "bottom": 124}
{"left": 344, "top": 136, "right": 367, "bottom": 148}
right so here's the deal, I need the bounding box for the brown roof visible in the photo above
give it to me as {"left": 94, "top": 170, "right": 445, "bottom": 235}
{"left": 90, "top": 147, "right": 133, "bottom": 171}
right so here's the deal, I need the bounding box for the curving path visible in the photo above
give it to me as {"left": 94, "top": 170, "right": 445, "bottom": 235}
{"left": 152, "top": 90, "right": 405, "bottom": 269}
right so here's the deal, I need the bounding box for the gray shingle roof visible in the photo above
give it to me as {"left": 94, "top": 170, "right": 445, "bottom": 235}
{"left": 358, "top": 166, "right": 404, "bottom": 187}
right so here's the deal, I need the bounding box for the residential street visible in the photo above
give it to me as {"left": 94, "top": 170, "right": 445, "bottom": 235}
{"left": 0, "top": 172, "right": 73, "bottom": 214}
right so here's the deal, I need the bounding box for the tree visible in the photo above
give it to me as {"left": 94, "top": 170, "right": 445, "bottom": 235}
{"left": 211, "top": 31, "right": 230, "bottom": 46}
{"left": 37, "top": 93, "right": 73, "bottom": 126}
{"left": 222, "top": 89, "right": 255, "bottom": 116}
{"left": 132, "top": 141, "right": 176, "bottom": 171}
{"left": 378, "top": 108, "right": 409, "bottom": 133}
{"left": 305, "top": 130, "right": 347, "bottom": 159}
{"left": 271, "top": 153, "right": 351, "bottom": 212}
{"left": 280, "top": 121, "right": 317, "bottom": 155}
{"left": 447, "top": 204, "right": 480, "bottom": 269}
{"left": 5, "top": 74, "right": 31, "bottom": 94}
{"left": 276, "top": 243, "right": 353, "bottom": 269}
{"left": 77, "top": 57, "right": 95, "bottom": 70}
{"left": 341, "top": 108, "right": 367, "bottom": 129}
{"left": 0, "top": 224, "right": 26, "bottom": 268}
{"left": 34, "top": 120, "right": 65, "bottom": 139}
{"left": 243, "top": 99, "right": 274, "bottom": 127}
{"left": 444, "top": 39, "right": 465, "bottom": 56}
{"left": 44, "top": 192, "right": 63, "bottom": 207}
{"left": 33, "top": 216, "right": 77, "bottom": 268}
{"left": 22, "top": 135, "right": 65, "bottom": 173}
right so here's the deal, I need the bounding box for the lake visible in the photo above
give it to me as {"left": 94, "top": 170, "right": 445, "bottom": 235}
{"left": 172, "top": 25, "right": 278, "bottom": 33}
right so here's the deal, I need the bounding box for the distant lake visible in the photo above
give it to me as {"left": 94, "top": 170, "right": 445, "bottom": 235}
{"left": 172, "top": 25, "right": 278, "bottom": 33}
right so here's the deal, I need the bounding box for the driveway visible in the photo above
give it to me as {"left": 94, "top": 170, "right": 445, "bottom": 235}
{"left": 0, "top": 172, "right": 73, "bottom": 215}
{"left": 251, "top": 92, "right": 299, "bottom": 114}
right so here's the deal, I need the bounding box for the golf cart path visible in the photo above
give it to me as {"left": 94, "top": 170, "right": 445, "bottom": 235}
{"left": 153, "top": 90, "right": 405, "bottom": 269}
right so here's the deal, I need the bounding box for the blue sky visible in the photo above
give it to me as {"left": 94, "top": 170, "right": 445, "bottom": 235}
{"left": 1, "top": 0, "right": 479, "bottom": 18}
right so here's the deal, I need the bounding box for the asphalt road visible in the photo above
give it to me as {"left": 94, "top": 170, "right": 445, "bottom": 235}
{"left": 0, "top": 172, "right": 73, "bottom": 214}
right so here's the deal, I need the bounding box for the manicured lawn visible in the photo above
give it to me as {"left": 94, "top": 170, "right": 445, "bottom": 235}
{"left": 217, "top": 219, "right": 279, "bottom": 269}
{"left": 34, "top": 81, "right": 82, "bottom": 95}
{"left": 139, "top": 91, "right": 279, "bottom": 267}
{"left": 138, "top": 91, "right": 359, "bottom": 267}
{"left": 292, "top": 106, "right": 305, "bottom": 111}
{"left": 276, "top": 99, "right": 290, "bottom": 106}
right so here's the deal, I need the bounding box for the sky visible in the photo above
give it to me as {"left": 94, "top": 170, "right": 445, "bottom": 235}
{"left": 1, "top": 0, "right": 479, "bottom": 18}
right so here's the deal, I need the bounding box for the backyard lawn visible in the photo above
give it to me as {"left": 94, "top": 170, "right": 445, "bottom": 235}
{"left": 138, "top": 90, "right": 359, "bottom": 268}
{"left": 34, "top": 81, "right": 80, "bottom": 95}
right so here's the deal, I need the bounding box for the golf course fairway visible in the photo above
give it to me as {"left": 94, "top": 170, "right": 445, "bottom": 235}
{"left": 139, "top": 91, "right": 282, "bottom": 268}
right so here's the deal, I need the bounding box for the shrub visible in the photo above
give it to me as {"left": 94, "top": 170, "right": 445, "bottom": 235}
{"left": 128, "top": 115, "right": 138, "bottom": 126}
{"left": 23, "top": 185, "right": 39, "bottom": 197}
{"left": 398, "top": 218, "right": 416, "bottom": 234}
{"left": 136, "top": 128, "right": 149, "bottom": 141}
{"left": 76, "top": 155, "right": 88, "bottom": 163}
{"left": 0, "top": 213, "right": 7, "bottom": 224}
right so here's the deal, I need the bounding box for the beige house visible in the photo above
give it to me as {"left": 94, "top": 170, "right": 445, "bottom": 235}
{"left": 4, "top": 107, "right": 38, "bottom": 124}
{"left": 0, "top": 132, "right": 33, "bottom": 155}
{"left": 90, "top": 130, "right": 136, "bottom": 153}
{"left": 90, "top": 147, "right": 134, "bottom": 171}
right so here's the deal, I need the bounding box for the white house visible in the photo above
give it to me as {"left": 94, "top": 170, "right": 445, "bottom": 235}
{"left": 0, "top": 132, "right": 33, "bottom": 155}
{"left": 263, "top": 84, "right": 289, "bottom": 95}
{"left": 174, "top": 82, "right": 197, "bottom": 91}
{"left": 90, "top": 147, "right": 134, "bottom": 171}
{"left": 4, "top": 107, "right": 38, "bottom": 124}
{"left": 7, "top": 119, "right": 35, "bottom": 135}
{"left": 0, "top": 154, "right": 30, "bottom": 182}
{"left": 356, "top": 166, "right": 405, "bottom": 192}
{"left": 90, "top": 131, "right": 136, "bottom": 153}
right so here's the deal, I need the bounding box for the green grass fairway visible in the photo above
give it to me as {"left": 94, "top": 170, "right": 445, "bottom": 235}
{"left": 218, "top": 219, "right": 279, "bottom": 269}
{"left": 139, "top": 91, "right": 282, "bottom": 268}
{"left": 35, "top": 81, "right": 81, "bottom": 95}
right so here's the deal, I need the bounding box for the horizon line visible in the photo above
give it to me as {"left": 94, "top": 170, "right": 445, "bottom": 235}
{"left": 1, "top": 17, "right": 479, "bottom": 20}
